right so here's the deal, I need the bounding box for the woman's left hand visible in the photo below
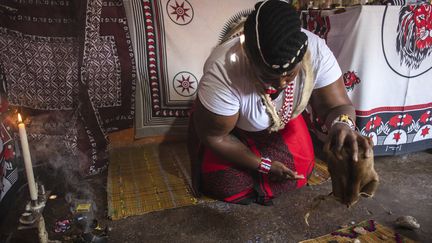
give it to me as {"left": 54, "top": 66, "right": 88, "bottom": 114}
{"left": 326, "top": 123, "right": 373, "bottom": 162}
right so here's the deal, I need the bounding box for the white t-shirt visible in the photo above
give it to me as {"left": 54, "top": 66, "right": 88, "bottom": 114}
{"left": 197, "top": 29, "right": 342, "bottom": 132}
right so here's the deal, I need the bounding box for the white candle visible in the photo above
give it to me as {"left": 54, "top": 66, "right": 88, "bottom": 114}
{"left": 17, "top": 113, "right": 38, "bottom": 201}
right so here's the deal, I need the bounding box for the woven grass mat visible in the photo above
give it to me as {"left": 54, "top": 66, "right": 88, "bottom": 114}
{"left": 107, "top": 143, "right": 209, "bottom": 220}
{"left": 307, "top": 158, "right": 330, "bottom": 186}
{"left": 300, "top": 220, "right": 416, "bottom": 243}
{"left": 108, "top": 142, "right": 331, "bottom": 220}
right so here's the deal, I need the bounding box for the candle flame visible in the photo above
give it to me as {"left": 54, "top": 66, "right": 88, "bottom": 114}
{"left": 18, "top": 113, "right": 22, "bottom": 123}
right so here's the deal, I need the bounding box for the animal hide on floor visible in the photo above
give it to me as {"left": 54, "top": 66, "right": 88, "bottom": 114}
{"left": 324, "top": 142, "right": 379, "bottom": 207}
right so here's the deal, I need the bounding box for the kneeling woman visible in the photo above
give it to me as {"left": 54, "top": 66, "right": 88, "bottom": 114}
{"left": 188, "top": 0, "right": 371, "bottom": 205}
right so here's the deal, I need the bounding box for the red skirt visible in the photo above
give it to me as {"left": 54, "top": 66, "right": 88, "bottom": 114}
{"left": 190, "top": 115, "right": 315, "bottom": 205}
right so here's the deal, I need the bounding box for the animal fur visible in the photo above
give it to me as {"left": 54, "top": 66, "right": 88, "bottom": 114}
{"left": 324, "top": 142, "right": 380, "bottom": 207}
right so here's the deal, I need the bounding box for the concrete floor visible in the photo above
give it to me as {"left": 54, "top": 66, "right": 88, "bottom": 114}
{"left": 1, "top": 149, "right": 431, "bottom": 242}
{"left": 106, "top": 150, "right": 432, "bottom": 243}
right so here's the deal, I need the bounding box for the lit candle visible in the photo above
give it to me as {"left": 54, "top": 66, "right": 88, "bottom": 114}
{"left": 17, "top": 113, "right": 38, "bottom": 202}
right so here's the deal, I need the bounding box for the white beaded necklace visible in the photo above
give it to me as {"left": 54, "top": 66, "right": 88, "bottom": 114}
{"left": 275, "top": 80, "right": 295, "bottom": 124}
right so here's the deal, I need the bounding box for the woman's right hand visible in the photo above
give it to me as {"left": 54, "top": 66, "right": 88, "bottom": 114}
{"left": 268, "top": 161, "right": 305, "bottom": 182}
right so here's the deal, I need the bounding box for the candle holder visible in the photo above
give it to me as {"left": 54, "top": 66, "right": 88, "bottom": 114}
{"left": 17, "top": 113, "right": 58, "bottom": 242}
{"left": 18, "top": 212, "right": 60, "bottom": 243}
{"left": 18, "top": 182, "right": 50, "bottom": 226}
{"left": 18, "top": 182, "right": 60, "bottom": 243}
{"left": 19, "top": 209, "right": 40, "bottom": 226}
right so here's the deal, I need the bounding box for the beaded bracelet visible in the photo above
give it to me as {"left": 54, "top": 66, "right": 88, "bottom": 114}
{"left": 331, "top": 114, "right": 356, "bottom": 131}
{"left": 258, "top": 157, "right": 272, "bottom": 174}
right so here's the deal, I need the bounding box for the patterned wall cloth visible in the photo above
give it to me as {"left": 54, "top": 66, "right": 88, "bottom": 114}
{"left": 0, "top": 92, "right": 18, "bottom": 202}
{"left": 304, "top": 5, "right": 432, "bottom": 155}
{"left": 130, "top": 1, "right": 431, "bottom": 155}
{"left": 0, "top": 0, "right": 136, "bottom": 185}
{"left": 125, "top": 0, "right": 257, "bottom": 136}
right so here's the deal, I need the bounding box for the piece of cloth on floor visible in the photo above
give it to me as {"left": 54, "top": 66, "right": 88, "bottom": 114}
{"left": 299, "top": 219, "right": 416, "bottom": 243}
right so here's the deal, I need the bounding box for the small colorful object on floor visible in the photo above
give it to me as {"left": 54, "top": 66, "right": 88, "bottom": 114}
{"left": 352, "top": 226, "right": 368, "bottom": 235}
{"left": 299, "top": 219, "right": 417, "bottom": 243}
{"left": 331, "top": 220, "right": 376, "bottom": 239}
{"left": 75, "top": 203, "right": 92, "bottom": 213}
{"left": 54, "top": 219, "right": 71, "bottom": 233}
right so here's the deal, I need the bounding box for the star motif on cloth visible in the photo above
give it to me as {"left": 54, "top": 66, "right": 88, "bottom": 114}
{"left": 393, "top": 132, "right": 402, "bottom": 142}
{"left": 421, "top": 127, "right": 430, "bottom": 137}
{"left": 176, "top": 75, "right": 195, "bottom": 94}
{"left": 170, "top": 1, "right": 190, "bottom": 22}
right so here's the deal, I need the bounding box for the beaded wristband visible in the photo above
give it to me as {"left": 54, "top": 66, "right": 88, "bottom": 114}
{"left": 258, "top": 157, "right": 272, "bottom": 174}
{"left": 331, "top": 114, "right": 356, "bottom": 131}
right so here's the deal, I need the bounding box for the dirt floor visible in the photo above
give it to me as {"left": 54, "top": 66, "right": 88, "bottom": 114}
{"left": 0, "top": 146, "right": 431, "bottom": 243}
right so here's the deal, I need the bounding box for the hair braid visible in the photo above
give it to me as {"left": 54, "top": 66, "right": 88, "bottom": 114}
{"left": 244, "top": 0, "right": 308, "bottom": 73}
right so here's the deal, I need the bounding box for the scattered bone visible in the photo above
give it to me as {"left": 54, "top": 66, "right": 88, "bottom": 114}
{"left": 353, "top": 226, "right": 367, "bottom": 235}
{"left": 304, "top": 212, "right": 310, "bottom": 226}
{"left": 304, "top": 194, "right": 333, "bottom": 226}
{"left": 378, "top": 234, "right": 388, "bottom": 240}
{"left": 395, "top": 216, "right": 420, "bottom": 230}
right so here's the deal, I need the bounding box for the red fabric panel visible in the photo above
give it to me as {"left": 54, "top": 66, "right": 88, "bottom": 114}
{"left": 197, "top": 115, "right": 315, "bottom": 204}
